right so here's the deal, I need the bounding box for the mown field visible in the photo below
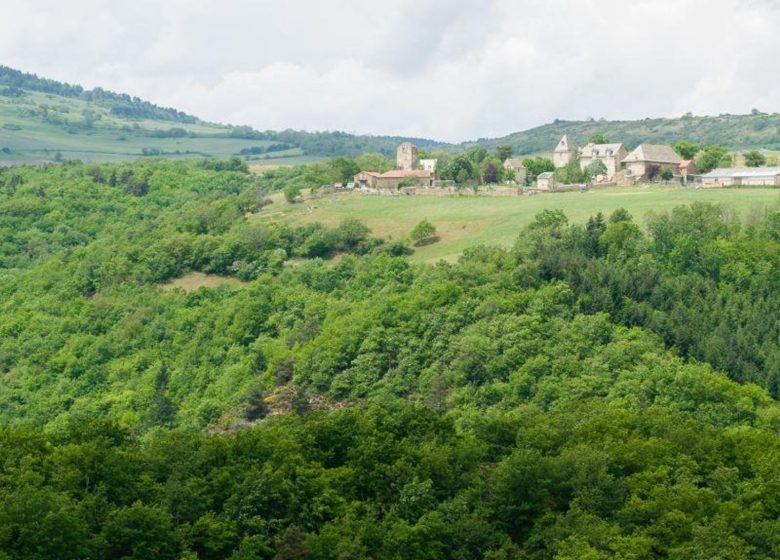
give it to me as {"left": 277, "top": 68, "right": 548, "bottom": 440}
{"left": 257, "top": 186, "right": 780, "bottom": 261}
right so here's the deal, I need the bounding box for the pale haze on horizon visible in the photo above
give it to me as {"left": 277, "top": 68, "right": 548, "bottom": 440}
{"left": 2, "top": 0, "right": 779, "bottom": 142}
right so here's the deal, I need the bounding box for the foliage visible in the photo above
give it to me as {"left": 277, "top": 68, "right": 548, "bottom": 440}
{"left": 695, "top": 145, "right": 733, "bottom": 173}
{"left": 410, "top": 219, "right": 437, "bottom": 245}
{"left": 744, "top": 150, "right": 767, "bottom": 167}
{"left": 587, "top": 134, "right": 609, "bottom": 144}
{"left": 674, "top": 139, "right": 700, "bottom": 159}
{"left": 521, "top": 157, "right": 555, "bottom": 184}
{"left": 660, "top": 167, "right": 675, "bottom": 181}
{"left": 586, "top": 159, "right": 608, "bottom": 178}
{"left": 2, "top": 160, "right": 780, "bottom": 558}
{"left": 555, "top": 157, "right": 587, "bottom": 184}
{"left": 495, "top": 145, "right": 513, "bottom": 162}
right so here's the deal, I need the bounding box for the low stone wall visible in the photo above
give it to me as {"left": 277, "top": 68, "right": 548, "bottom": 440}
{"left": 361, "top": 185, "right": 531, "bottom": 197}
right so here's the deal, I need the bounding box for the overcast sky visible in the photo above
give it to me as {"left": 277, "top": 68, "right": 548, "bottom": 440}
{"left": 2, "top": 0, "right": 779, "bottom": 141}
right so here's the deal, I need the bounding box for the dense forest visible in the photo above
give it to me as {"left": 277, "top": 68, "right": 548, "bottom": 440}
{"left": 2, "top": 159, "right": 780, "bottom": 558}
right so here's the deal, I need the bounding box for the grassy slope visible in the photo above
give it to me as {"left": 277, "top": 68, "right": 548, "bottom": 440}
{"left": 256, "top": 187, "right": 780, "bottom": 262}
{"left": 0, "top": 90, "right": 308, "bottom": 164}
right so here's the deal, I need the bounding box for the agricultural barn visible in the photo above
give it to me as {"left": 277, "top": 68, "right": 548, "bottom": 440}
{"left": 700, "top": 167, "right": 780, "bottom": 187}
{"left": 622, "top": 144, "right": 681, "bottom": 181}
{"left": 503, "top": 158, "right": 527, "bottom": 183}
{"left": 579, "top": 142, "right": 627, "bottom": 179}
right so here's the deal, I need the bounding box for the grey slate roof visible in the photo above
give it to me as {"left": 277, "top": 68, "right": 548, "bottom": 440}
{"left": 580, "top": 143, "right": 625, "bottom": 157}
{"left": 623, "top": 144, "right": 681, "bottom": 165}
{"left": 554, "top": 135, "right": 575, "bottom": 153}
{"left": 702, "top": 167, "right": 780, "bottom": 179}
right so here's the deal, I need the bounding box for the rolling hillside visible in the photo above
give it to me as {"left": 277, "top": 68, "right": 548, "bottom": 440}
{"left": 463, "top": 112, "right": 780, "bottom": 155}
{"left": 0, "top": 66, "right": 447, "bottom": 165}
{"left": 3, "top": 65, "right": 780, "bottom": 166}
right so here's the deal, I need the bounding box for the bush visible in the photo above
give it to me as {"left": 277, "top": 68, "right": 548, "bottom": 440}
{"left": 410, "top": 219, "right": 438, "bottom": 246}
{"left": 284, "top": 185, "right": 301, "bottom": 204}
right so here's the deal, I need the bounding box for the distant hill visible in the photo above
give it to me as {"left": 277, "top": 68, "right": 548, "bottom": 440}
{"left": 462, "top": 113, "right": 780, "bottom": 156}
{"left": 0, "top": 66, "right": 447, "bottom": 165}
{"left": 3, "top": 66, "right": 780, "bottom": 165}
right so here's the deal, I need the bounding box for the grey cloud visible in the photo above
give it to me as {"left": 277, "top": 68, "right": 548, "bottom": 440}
{"left": 2, "top": 0, "right": 780, "bottom": 141}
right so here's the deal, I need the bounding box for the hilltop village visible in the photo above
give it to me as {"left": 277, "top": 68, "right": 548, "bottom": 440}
{"left": 347, "top": 136, "right": 780, "bottom": 196}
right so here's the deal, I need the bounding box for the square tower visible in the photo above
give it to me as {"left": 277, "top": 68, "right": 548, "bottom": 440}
{"left": 397, "top": 142, "right": 419, "bottom": 171}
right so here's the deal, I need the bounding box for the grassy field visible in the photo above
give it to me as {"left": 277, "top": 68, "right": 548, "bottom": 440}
{"left": 255, "top": 186, "right": 780, "bottom": 262}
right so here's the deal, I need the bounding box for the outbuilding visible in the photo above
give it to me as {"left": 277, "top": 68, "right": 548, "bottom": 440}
{"left": 536, "top": 171, "right": 556, "bottom": 191}
{"left": 700, "top": 167, "right": 780, "bottom": 187}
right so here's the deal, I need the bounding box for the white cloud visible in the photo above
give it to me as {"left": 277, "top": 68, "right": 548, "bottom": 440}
{"left": 2, "top": 0, "right": 780, "bottom": 141}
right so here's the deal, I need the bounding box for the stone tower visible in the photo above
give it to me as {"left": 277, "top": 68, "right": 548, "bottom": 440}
{"left": 396, "top": 142, "right": 419, "bottom": 171}
{"left": 553, "top": 134, "right": 577, "bottom": 168}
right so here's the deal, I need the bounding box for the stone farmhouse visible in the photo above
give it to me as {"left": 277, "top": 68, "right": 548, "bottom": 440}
{"left": 503, "top": 158, "right": 527, "bottom": 183}
{"left": 578, "top": 142, "right": 628, "bottom": 179}
{"left": 622, "top": 144, "right": 681, "bottom": 182}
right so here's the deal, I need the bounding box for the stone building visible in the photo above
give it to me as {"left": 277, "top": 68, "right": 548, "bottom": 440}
{"left": 678, "top": 160, "right": 698, "bottom": 184}
{"left": 700, "top": 167, "right": 780, "bottom": 187}
{"left": 397, "top": 142, "right": 419, "bottom": 171}
{"left": 537, "top": 171, "right": 556, "bottom": 191}
{"left": 579, "top": 142, "right": 627, "bottom": 179}
{"left": 503, "top": 158, "right": 527, "bottom": 183}
{"left": 553, "top": 135, "right": 577, "bottom": 168}
{"left": 419, "top": 158, "right": 438, "bottom": 173}
{"left": 354, "top": 171, "right": 381, "bottom": 189}
{"left": 622, "top": 144, "right": 682, "bottom": 182}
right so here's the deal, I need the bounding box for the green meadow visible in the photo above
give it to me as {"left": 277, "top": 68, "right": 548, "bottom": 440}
{"left": 257, "top": 186, "right": 780, "bottom": 261}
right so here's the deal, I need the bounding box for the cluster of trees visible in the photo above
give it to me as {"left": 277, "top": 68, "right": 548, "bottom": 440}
{"left": 430, "top": 145, "right": 516, "bottom": 185}
{"left": 237, "top": 143, "right": 294, "bottom": 156}
{"left": 3, "top": 159, "right": 780, "bottom": 557}
{"left": 672, "top": 141, "right": 733, "bottom": 173}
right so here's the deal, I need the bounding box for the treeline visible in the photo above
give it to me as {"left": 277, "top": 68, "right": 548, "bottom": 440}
{"left": 0, "top": 65, "right": 197, "bottom": 123}
{"left": 226, "top": 126, "right": 450, "bottom": 157}
{"left": 464, "top": 112, "right": 780, "bottom": 155}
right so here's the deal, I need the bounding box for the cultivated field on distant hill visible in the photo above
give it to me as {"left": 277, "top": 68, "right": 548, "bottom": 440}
{"left": 257, "top": 187, "right": 780, "bottom": 262}
{"left": 0, "top": 89, "right": 311, "bottom": 164}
